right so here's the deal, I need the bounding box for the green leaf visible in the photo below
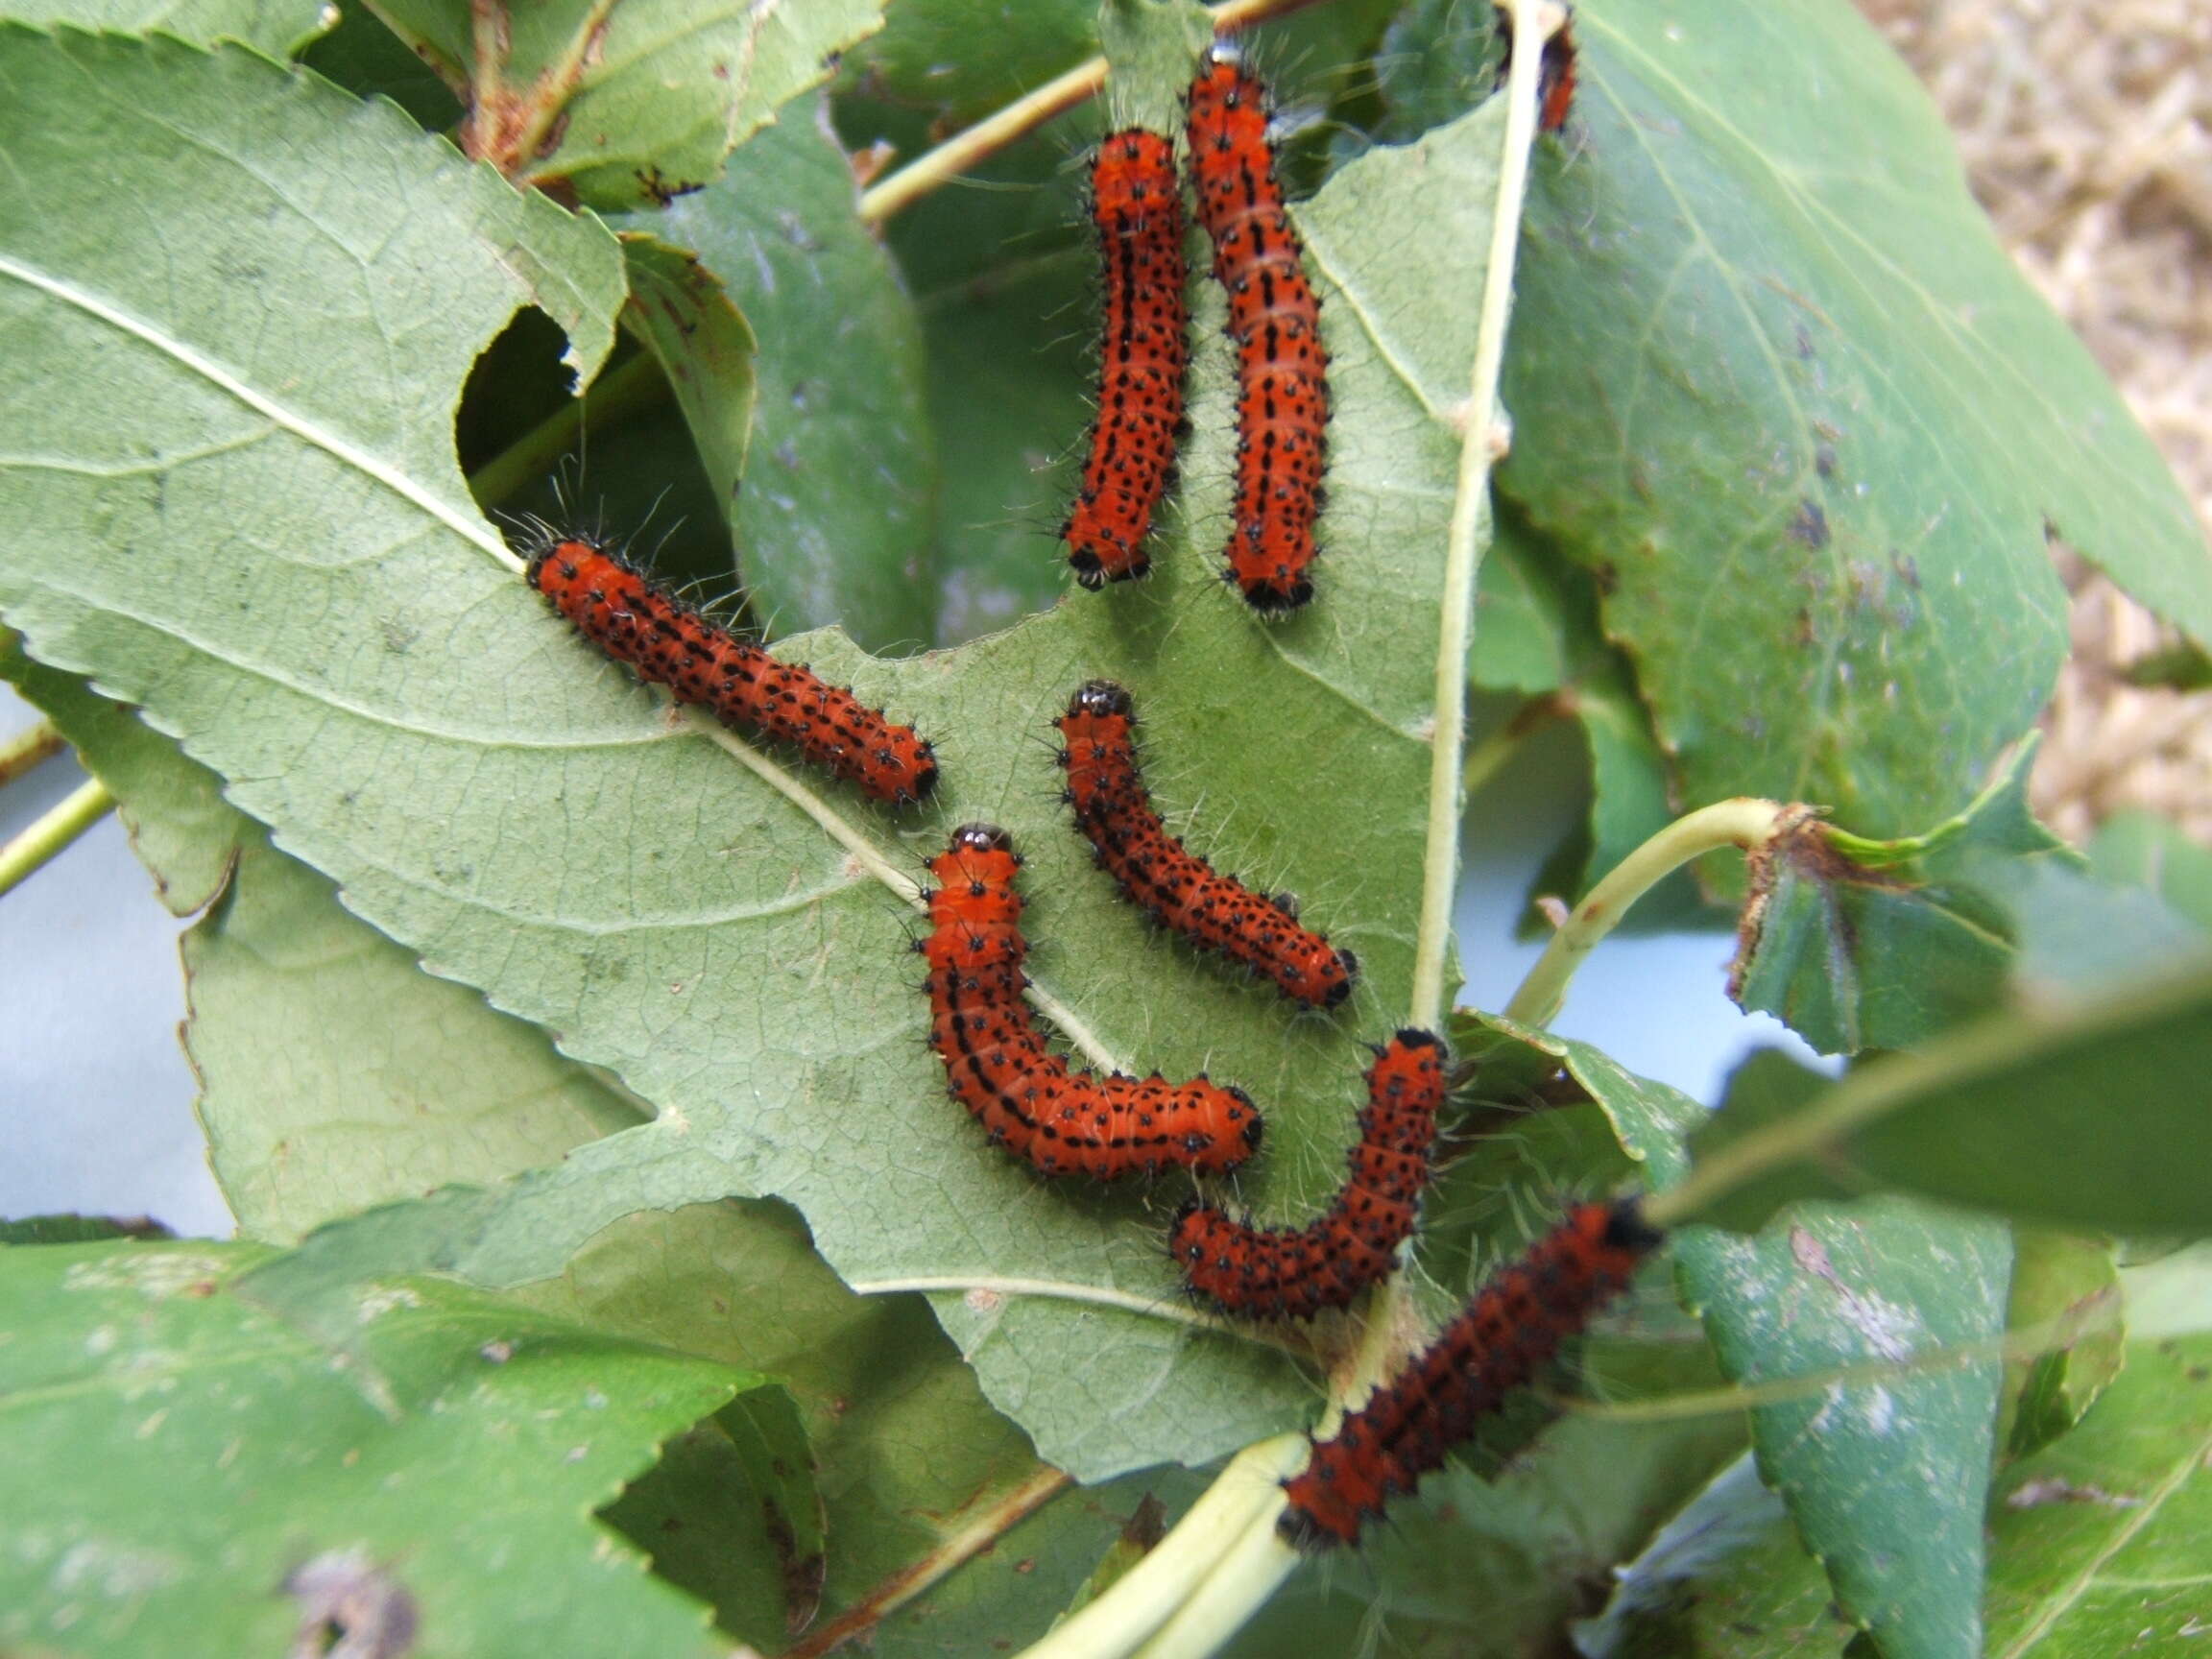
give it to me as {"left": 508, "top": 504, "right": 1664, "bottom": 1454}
{"left": 531, "top": 1200, "right": 1153, "bottom": 1654}
{"left": 1449, "top": 1010, "right": 1712, "bottom": 1189}
{"left": 296, "top": 0, "right": 463, "bottom": 132}
{"left": 613, "top": 229, "right": 758, "bottom": 553}
{"left": 0, "top": 22, "right": 1508, "bottom": 1478}
{"left": 887, "top": 129, "right": 1091, "bottom": 639}
{"left": 1678, "top": 966, "right": 2212, "bottom": 1237}
{"left": 1729, "top": 742, "right": 2068, "bottom": 1053}
{"left": 185, "top": 835, "right": 648, "bottom": 1241}
{"left": 0, "top": 637, "right": 249, "bottom": 914}
{"left": 1597, "top": 1487, "right": 1858, "bottom": 1657}
{"left": 1999, "top": 1230, "right": 2123, "bottom": 1462}
{"left": 1440, "top": 1020, "right": 1999, "bottom": 1657}
{"left": 0, "top": 31, "right": 625, "bottom": 534}
{"left": 624, "top": 107, "right": 936, "bottom": 651}
{"left": 370, "top": 0, "right": 886, "bottom": 210}
{"left": 139, "top": 709, "right": 1084, "bottom": 1645}
{"left": 1499, "top": 0, "right": 2209, "bottom": 848}
{"left": 2087, "top": 809, "right": 2212, "bottom": 935}
{"left": 7, "top": 565, "right": 1162, "bottom": 1647}
{"left": 601, "top": 1389, "right": 826, "bottom": 1641}
{"left": 1575, "top": 648, "right": 1696, "bottom": 917}
{"left": 1472, "top": 512, "right": 1587, "bottom": 697}
{"left": 1572, "top": 1453, "right": 1800, "bottom": 1658}
{"left": 101, "top": 678, "right": 1197, "bottom": 1652}
{"left": 838, "top": 0, "right": 1094, "bottom": 129}
{"left": 1986, "top": 1335, "right": 2212, "bottom": 1654}
{"left": 0, "top": 1237, "right": 752, "bottom": 1659}
{"left": 1364, "top": 0, "right": 1505, "bottom": 148}
{"left": 1673, "top": 1198, "right": 2013, "bottom": 1659}
{"left": 4, "top": 0, "right": 326, "bottom": 52}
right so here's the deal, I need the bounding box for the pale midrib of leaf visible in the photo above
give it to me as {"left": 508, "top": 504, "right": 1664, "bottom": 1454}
{"left": 1994, "top": 1417, "right": 2212, "bottom": 1658}
{"left": 0, "top": 249, "right": 502, "bottom": 565}
{"left": 349, "top": 832, "right": 859, "bottom": 934}
{"left": 1, "top": 428, "right": 275, "bottom": 478}
{"left": 1585, "top": 12, "right": 2175, "bottom": 537}
{"left": 1912, "top": 899, "right": 2011, "bottom": 955}
{"left": 629, "top": 708, "right": 1136, "bottom": 1074}
{"left": 870, "top": 1274, "right": 1227, "bottom": 1332}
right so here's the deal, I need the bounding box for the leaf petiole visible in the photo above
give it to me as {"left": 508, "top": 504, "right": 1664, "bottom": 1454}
{"left": 1502, "top": 797, "right": 1793, "bottom": 1028}
{"left": 1016, "top": 1434, "right": 1306, "bottom": 1659}
{"left": 0, "top": 777, "right": 114, "bottom": 900}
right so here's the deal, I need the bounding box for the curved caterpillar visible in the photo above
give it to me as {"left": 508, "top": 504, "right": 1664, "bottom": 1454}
{"left": 1280, "top": 1198, "right": 1664, "bottom": 1549}
{"left": 1055, "top": 680, "right": 1356, "bottom": 1008}
{"left": 1063, "top": 129, "right": 1190, "bottom": 590}
{"left": 1186, "top": 54, "right": 1331, "bottom": 614}
{"left": 526, "top": 535, "right": 938, "bottom": 805}
{"left": 920, "top": 824, "right": 1262, "bottom": 1179}
{"left": 1172, "top": 1030, "right": 1444, "bottom": 1319}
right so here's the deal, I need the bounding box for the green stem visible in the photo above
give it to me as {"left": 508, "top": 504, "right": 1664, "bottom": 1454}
{"left": 0, "top": 778, "right": 114, "bottom": 899}
{"left": 1407, "top": 0, "right": 1554, "bottom": 1032}
{"left": 466, "top": 349, "right": 665, "bottom": 513}
{"left": 1131, "top": 1508, "right": 1300, "bottom": 1659}
{"left": 1015, "top": 1435, "right": 1306, "bottom": 1659}
{"left": 0, "top": 721, "right": 65, "bottom": 789}
{"left": 1502, "top": 797, "right": 1790, "bottom": 1029}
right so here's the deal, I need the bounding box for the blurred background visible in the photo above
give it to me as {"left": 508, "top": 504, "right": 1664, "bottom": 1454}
{"left": 3, "top": 0, "right": 2205, "bottom": 1238}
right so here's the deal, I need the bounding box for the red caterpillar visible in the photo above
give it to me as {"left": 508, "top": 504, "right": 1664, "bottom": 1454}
{"left": 1172, "top": 1030, "right": 1444, "bottom": 1319}
{"left": 1539, "top": 14, "right": 1579, "bottom": 133}
{"left": 920, "top": 824, "right": 1262, "bottom": 1178}
{"left": 1063, "top": 130, "right": 1190, "bottom": 589}
{"left": 527, "top": 535, "right": 937, "bottom": 805}
{"left": 1055, "top": 681, "right": 1356, "bottom": 1008}
{"left": 1280, "top": 1199, "right": 1664, "bottom": 1549}
{"left": 1186, "top": 54, "right": 1330, "bottom": 614}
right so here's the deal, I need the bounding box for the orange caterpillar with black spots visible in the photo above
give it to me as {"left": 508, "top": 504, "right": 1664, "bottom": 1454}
{"left": 1055, "top": 681, "right": 1356, "bottom": 1008}
{"left": 1063, "top": 129, "right": 1190, "bottom": 589}
{"left": 1280, "top": 1199, "right": 1665, "bottom": 1548}
{"left": 920, "top": 824, "right": 1262, "bottom": 1179}
{"left": 1173, "top": 1030, "right": 1444, "bottom": 1320}
{"left": 526, "top": 533, "right": 937, "bottom": 805}
{"left": 1186, "top": 53, "right": 1330, "bottom": 614}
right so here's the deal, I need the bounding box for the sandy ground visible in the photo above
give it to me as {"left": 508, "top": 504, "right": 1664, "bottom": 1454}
{"left": 1854, "top": 0, "right": 2212, "bottom": 841}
